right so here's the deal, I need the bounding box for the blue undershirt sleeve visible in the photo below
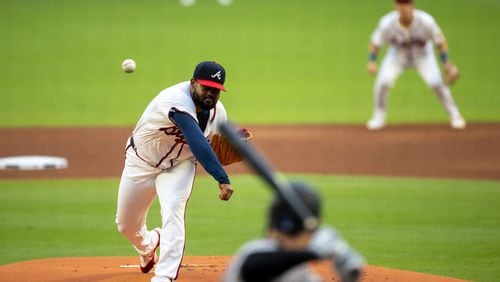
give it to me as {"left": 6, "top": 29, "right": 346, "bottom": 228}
{"left": 169, "top": 110, "right": 230, "bottom": 185}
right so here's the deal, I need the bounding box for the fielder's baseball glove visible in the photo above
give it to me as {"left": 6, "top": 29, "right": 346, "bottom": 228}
{"left": 210, "top": 128, "right": 252, "bottom": 166}
{"left": 444, "top": 62, "right": 460, "bottom": 85}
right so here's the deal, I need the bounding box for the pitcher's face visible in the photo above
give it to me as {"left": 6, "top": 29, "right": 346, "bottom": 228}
{"left": 190, "top": 79, "right": 221, "bottom": 111}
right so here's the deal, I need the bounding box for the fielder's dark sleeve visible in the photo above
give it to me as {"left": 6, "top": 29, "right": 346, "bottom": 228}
{"left": 169, "top": 110, "right": 230, "bottom": 185}
{"left": 241, "top": 250, "right": 319, "bottom": 282}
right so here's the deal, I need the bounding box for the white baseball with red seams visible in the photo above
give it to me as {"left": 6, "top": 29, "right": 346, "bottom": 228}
{"left": 115, "top": 81, "right": 227, "bottom": 280}
{"left": 122, "top": 59, "right": 136, "bottom": 73}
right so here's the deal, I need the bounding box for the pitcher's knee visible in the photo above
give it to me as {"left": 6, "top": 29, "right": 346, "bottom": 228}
{"left": 116, "top": 221, "right": 126, "bottom": 235}
{"left": 116, "top": 220, "right": 136, "bottom": 237}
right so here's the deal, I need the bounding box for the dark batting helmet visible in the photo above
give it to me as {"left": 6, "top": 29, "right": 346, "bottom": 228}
{"left": 268, "top": 182, "right": 321, "bottom": 235}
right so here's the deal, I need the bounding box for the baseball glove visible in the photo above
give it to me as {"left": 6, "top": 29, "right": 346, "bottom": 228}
{"left": 444, "top": 62, "right": 460, "bottom": 85}
{"left": 210, "top": 128, "right": 252, "bottom": 166}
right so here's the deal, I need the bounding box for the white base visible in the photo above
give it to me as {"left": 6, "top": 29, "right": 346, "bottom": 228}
{"left": 0, "top": 155, "right": 68, "bottom": 170}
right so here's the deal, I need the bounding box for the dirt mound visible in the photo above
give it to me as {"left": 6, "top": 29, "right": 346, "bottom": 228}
{"left": 0, "top": 256, "right": 467, "bottom": 282}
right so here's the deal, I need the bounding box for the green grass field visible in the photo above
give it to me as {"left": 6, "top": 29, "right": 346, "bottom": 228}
{"left": 1, "top": 0, "right": 500, "bottom": 281}
{"left": 1, "top": 0, "right": 500, "bottom": 126}
{"left": 1, "top": 176, "right": 499, "bottom": 281}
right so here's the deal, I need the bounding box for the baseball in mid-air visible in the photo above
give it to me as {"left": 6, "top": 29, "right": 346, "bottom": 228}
{"left": 122, "top": 59, "right": 136, "bottom": 73}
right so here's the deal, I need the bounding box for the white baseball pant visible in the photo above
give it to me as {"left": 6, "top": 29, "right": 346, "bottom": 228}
{"left": 373, "top": 44, "right": 460, "bottom": 117}
{"left": 116, "top": 148, "right": 195, "bottom": 279}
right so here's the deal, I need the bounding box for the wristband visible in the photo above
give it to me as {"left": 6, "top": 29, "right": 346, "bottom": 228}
{"left": 440, "top": 52, "right": 448, "bottom": 63}
{"left": 369, "top": 52, "right": 377, "bottom": 62}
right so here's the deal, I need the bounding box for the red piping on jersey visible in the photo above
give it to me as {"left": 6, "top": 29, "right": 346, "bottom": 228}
{"left": 156, "top": 124, "right": 190, "bottom": 168}
{"left": 168, "top": 143, "right": 186, "bottom": 168}
{"left": 156, "top": 142, "right": 180, "bottom": 168}
{"left": 210, "top": 107, "right": 217, "bottom": 123}
{"left": 127, "top": 136, "right": 156, "bottom": 167}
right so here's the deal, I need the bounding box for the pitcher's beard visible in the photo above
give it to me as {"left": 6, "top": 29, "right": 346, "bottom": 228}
{"left": 195, "top": 97, "right": 215, "bottom": 111}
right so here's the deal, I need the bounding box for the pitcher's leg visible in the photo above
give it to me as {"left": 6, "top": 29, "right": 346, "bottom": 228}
{"left": 154, "top": 159, "right": 196, "bottom": 280}
{"left": 115, "top": 164, "right": 158, "bottom": 255}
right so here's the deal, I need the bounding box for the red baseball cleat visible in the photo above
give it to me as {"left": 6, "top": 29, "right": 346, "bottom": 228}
{"left": 140, "top": 228, "right": 161, "bottom": 273}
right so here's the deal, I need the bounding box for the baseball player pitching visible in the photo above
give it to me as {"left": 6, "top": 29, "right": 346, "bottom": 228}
{"left": 115, "top": 61, "right": 249, "bottom": 282}
{"left": 366, "top": 0, "right": 465, "bottom": 130}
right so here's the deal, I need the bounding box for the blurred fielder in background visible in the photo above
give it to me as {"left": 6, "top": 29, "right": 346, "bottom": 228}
{"left": 179, "top": 0, "right": 233, "bottom": 7}
{"left": 366, "top": 0, "right": 464, "bottom": 130}
{"left": 224, "top": 182, "right": 364, "bottom": 282}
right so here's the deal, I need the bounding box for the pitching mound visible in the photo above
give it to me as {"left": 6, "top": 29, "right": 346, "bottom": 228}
{"left": 0, "top": 256, "right": 467, "bottom": 282}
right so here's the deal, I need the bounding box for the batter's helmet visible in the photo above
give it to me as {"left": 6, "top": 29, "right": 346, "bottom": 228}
{"left": 268, "top": 182, "right": 321, "bottom": 235}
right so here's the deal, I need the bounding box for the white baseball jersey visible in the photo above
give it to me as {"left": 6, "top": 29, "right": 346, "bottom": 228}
{"left": 116, "top": 80, "right": 228, "bottom": 279}
{"left": 371, "top": 9, "right": 448, "bottom": 87}
{"left": 372, "top": 9, "right": 444, "bottom": 58}
{"left": 131, "top": 81, "right": 227, "bottom": 169}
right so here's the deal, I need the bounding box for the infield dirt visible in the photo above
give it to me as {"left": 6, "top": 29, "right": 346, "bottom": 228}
{"left": 1, "top": 123, "right": 499, "bottom": 180}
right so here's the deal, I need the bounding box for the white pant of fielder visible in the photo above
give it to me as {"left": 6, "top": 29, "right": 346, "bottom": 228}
{"left": 116, "top": 148, "right": 196, "bottom": 279}
{"left": 369, "top": 45, "right": 464, "bottom": 130}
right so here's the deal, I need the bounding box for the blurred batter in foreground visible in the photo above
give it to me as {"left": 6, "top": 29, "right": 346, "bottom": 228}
{"left": 223, "top": 182, "right": 364, "bottom": 282}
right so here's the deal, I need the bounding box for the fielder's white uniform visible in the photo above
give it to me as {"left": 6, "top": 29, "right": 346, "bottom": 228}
{"left": 115, "top": 81, "right": 227, "bottom": 279}
{"left": 369, "top": 10, "right": 464, "bottom": 128}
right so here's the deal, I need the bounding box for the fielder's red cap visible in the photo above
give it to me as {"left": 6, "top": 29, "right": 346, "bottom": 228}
{"left": 193, "top": 61, "right": 226, "bottom": 92}
{"left": 395, "top": 0, "right": 413, "bottom": 3}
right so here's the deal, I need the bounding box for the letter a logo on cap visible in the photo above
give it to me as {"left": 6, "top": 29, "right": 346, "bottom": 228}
{"left": 211, "top": 71, "right": 222, "bottom": 80}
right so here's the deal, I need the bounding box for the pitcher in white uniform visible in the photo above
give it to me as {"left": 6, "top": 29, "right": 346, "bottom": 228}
{"left": 115, "top": 61, "right": 235, "bottom": 282}
{"left": 366, "top": 0, "right": 465, "bottom": 130}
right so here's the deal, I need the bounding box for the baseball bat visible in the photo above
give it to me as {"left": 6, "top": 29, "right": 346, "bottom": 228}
{"left": 219, "top": 121, "right": 319, "bottom": 231}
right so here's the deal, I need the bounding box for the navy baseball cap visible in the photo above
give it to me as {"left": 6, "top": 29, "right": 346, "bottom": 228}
{"left": 395, "top": 0, "right": 413, "bottom": 3}
{"left": 193, "top": 61, "right": 226, "bottom": 92}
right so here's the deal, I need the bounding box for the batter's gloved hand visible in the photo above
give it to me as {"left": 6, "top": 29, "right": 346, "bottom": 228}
{"left": 444, "top": 62, "right": 460, "bottom": 85}
{"left": 309, "top": 226, "right": 348, "bottom": 259}
{"left": 210, "top": 128, "right": 252, "bottom": 166}
{"left": 333, "top": 248, "right": 364, "bottom": 282}
{"left": 308, "top": 226, "right": 364, "bottom": 282}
